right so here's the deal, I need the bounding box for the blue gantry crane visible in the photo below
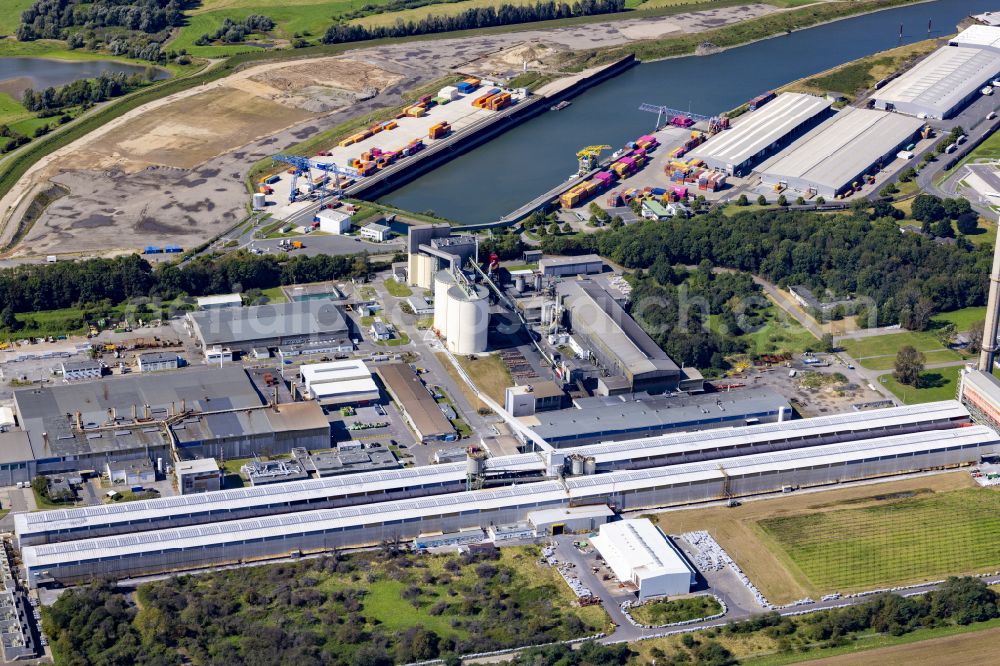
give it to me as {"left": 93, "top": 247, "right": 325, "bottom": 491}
{"left": 271, "top": 155, "right": 362, "bottom": 203}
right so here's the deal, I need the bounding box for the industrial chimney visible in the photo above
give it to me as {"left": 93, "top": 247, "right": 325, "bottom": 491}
{"left": 980, "top": 217, "right": 1000, "bottom": 374}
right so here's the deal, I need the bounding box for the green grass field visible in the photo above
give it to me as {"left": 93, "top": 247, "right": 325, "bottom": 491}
{"left": 707, "top": 301, "right": 819, "bottom": 356}
{"left": 932, "top": 306, "right": 986, "bottom": 333}
{"left": 0, "top": 92, "right": 32, "bottom": 126}
{"left": 840, "top": 330, "right": 963, "bottom": 370}
{"left": 757, "top": 488, "right": 1000, "bottom": 594}
{"left": 878, "top": 364, "right": 962, "bottom": 404}
{"left": 630, "top": 595, "right": 722, "bottom": 626}
{"left": 0, "top": 0, "right": 33, "bottom": 36}
{"left": 384, "top": 278, "right": 412, "bottom": 297}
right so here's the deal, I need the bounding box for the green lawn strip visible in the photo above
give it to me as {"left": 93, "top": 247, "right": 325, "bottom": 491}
{"left": 630, "top": 596, "right": 722, "bottom": 626}
{"left": 878, "top": 364, "right": 962, "bottom": 404}
{"left": 375, "top": 330, "right": 411, "bottom": 346}
{"left": 31, "top": 486, "right": 81, "bottom": 511}
{"left": 757, "top": 488, "right": 1000, "bottom": 594}
{"left": 384, "top": 278, "right": 412, "bottom": 297}
{"left": 840, "top": 330, "right": 951, "bottom": 359}
{"left": 855, "top": 349, "right": 962, "bottom": 372}
{"left": 742, "top": 616, "right": 1000, "bottom": 666}
{"left": 7, "top": 303, "right": 135, "bottom": 340}
{"left": 931, "top": 306, "right": 986, "bottom": 332}
{"left": 257, "top": 285, "right": 288, "bottom": 303}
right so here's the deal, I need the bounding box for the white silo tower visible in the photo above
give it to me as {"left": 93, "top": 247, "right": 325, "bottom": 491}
{"left": 433, "top": 270, "right": 457, "bottom": 337}
{"left": 446, "top": 283, "right": 489, "bottom": 354}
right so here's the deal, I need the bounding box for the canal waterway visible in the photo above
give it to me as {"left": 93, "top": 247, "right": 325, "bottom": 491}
{"left": 0, "top": 57, "right": 168, "bottom": 99}
{"left": 380, "top": 0, "right": 996, "bottom": 223}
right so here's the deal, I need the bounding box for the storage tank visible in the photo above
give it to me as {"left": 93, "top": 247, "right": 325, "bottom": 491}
{"left": 446, "top": 283, "right": 489, "bottom": 354}
{"left": 433, "top": 270, "right": 456, "bottom": 337}
{"left": 252, "top": 193, "right": 267, "bottom": 210}
{"left": 533, "top": 273, "right": 542, "bottom": 292}
{"left": 584, "top": 457, "right": 597, "bottom": 475}
{"left": 514, "top": 275, "right": 526, "bottom": 293}
{"left": 570, "top": 455, "right": 585, "bottom": 476}
{"left": 466, "top": 447, "right": 486, "bottom": 476}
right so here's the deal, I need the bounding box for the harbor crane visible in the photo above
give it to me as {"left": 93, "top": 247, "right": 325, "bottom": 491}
{"left": 638, "top": 103, "right": 711, "bottom": 131}
{"left": 576, "top": 145, "right": 611, "bottom": 175}
{"left": 271, "top": 154, "right": 362, "bottom": 203}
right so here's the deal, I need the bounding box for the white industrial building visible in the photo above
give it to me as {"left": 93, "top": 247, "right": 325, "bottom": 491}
{"left": 137, "top": 351, "right": 179, "bottom": 373}
{"left": 300, "top": 359, "right": 379, "bottom": 405}
{"left": 361, "top": 223, "right": 392, "bottom": 242}
{"left": 60, "top": 360, "right": 102, "bottom": 381}
{"left": 591, "top": 519, "right": 695, "bottom": 600}
{"left": 538, "top": 254, "right": 604, "bottom": 278}
{"left": 688, "top": 93, "right": 830, "bottom": 176}
{"left": 316, "top": 209, "right": 352, "bottom": 234}
{"left": 757, "top": 108, "right": 924, "bottom": 197}
{"left": 175, "top": 458, "right": 222, "bottom": 495}
{"left": 872, "top": 28, "right": 1000, "bottom": 119}
{"left": 196, "top": 293, "right": 242, "bottom": 310}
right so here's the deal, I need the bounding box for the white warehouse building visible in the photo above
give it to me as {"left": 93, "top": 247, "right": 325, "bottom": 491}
{"left": 591, "top": 519, "right": 695, "bottom": 600}
{"left": 300, "top": 359, "right": 379, "bottom": 406}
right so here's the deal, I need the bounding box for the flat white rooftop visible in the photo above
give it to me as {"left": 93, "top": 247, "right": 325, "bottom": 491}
{"left": 195, "top": 293, "right": 242, "bottom": 308}
{"left": 950, "top": 24, "right": 1000, "bottom": 51}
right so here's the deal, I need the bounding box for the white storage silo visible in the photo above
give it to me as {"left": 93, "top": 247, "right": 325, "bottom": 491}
{"left": 446, "top": 283, "right": 489, "bottom": 354}
{"left": 433, "top": 270, "right": 456, "bottom": 337}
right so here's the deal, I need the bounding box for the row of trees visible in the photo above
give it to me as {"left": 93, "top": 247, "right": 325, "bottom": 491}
{"left": 17, "top": 0, "right": 189, "bottom": 41}
{"left": 539, "top": 204, "right": 991, "bottom": 330}
{"left": 194, "top": 15, "right": 275, "bottom": 45}
{"left": 0, "top": 251, "right": 375, "bottom": 322}
{"left": 21, "top": 72, "right": 146, "bottom": 114}
{"left": 322, "top": 0, "right": 625, "bottom": 44}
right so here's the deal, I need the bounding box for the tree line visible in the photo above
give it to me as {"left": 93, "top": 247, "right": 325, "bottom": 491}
{"left": 17, "top": 0, "right": 189, "bottom": 41}
{"left": 0, "top": 251, "right": 376, "bottom": 325}
{"left": 540, "top": 204, "right": 991, "bottom": 330}
{"left": 322, "top": 0, "right": 625, "bottom": 44}
{"left": 21, "top": 72, "right": 146, "bottom": 114}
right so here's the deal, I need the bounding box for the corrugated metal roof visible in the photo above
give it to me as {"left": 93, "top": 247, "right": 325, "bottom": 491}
{"left": 688, "top": 93, "right": 830, "bottom": 167}
{"left": 873, "top": 46, "right": 1000, "bottom": 116}
{"left": 757, "top": 108, "right": 923, "bottom": 191}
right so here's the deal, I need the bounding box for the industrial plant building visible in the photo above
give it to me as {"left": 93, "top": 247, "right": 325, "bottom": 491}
{"left": 556, "top": 279, "right": 680, "bottom": 393}
{"left": 591, "top": 519, "right": 695, "bottom": 600}
{"left": 522, "top": 389, "right": 791, "bottom": 447}
{"left": 377, "top": 363, "right": 456, "bottom": 442}
{"left": 407, "top": 224, "right": 479, "bottom": 289}
{"left": 8, "top": 366, "right": 329, "bottom": 476}
{"left": 757, "top": 108, "right": 924, "bottom": 197}
{"left": 872, "top": 27, "right": 1000, "bottom": 119}
{"left": 538, "top": 254, "right": 605, "bottom": 278}
{"left": 688, "top": 93, "right": 831, "bottom": 176}
{"left": 299, "top": 360, "right": 380, "bottom": 406}
{"left": 433, "top": 270, "right": 490, "bottom": 355}
{"left": 21, "top": 423, "right": 1000, "bottom": 587}
{"left": 186, "top": 299, "right": 349, "bottom": 352}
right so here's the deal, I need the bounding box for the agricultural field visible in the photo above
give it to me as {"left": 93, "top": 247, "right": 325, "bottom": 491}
{"left": 757, "top": 488, "right": 1000, "bottom": 594}
{"left": 878, "top": 363, "right": 962, "bottom": 404}
{"left": 839, "top": 330, "right": 965, "bottom": 371}
{"left": 654, "top": 472, "right": 976, "bottom": 604}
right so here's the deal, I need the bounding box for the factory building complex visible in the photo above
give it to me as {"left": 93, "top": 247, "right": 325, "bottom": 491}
{"left": 16, "top": 382, "right": 1000, "bottom": 588}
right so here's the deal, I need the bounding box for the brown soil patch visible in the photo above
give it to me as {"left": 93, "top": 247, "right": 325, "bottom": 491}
{"left": 654, "top": 472, "right": 976, "bottom": 604}
{"left": 70, "top": 87, "right": 315, "bottom": 171}
{"left": 248, "top": 57, "right": 402, "bottom": 94}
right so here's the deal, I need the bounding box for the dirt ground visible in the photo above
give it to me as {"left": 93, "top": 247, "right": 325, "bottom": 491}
{"left": 652, "top": 472, "right": 977, "bottom": 604}
{"left": 0, "top": 2, "right": 785, "bottom": 259}
{"left": 805, "top": 625, "right": 1000, "bottom": 666}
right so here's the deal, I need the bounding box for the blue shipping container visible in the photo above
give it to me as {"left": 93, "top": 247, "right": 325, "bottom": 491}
{"left": 143, "top": 246, "right": 161, "bottom": 254}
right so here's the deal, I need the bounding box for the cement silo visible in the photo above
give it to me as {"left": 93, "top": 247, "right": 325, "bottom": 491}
{"left": 433, "top": 270, "right": 457, "bottom": 337}
{"left": 446, "top": 283, "right": 489, "bottom": 354}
